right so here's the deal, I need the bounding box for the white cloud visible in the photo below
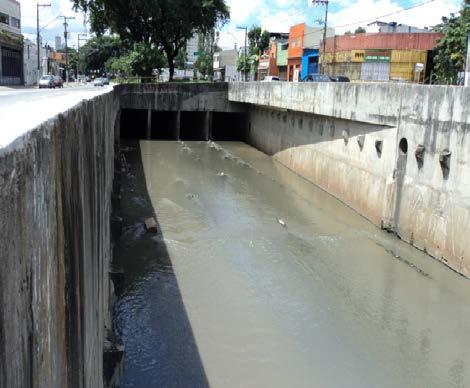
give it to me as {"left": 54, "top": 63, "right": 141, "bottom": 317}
{"left": 19, "top": 0, "right": 88, "bottom": 47}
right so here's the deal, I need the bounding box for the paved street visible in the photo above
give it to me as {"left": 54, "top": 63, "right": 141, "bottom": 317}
{"left": 0, "top": 84, "right": 113, "bottom": 150}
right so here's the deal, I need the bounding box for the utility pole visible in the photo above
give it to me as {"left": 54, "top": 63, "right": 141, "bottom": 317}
{"left": 237, "top": 26, "right": 248, "bottom": 81}
{"left": 77, "top": 33, "right": 87, "bottom": 82}
{"left": 36, "top": 3, "right": 51, "bottom": 80}
{"left": 311, "top": 0, "right": 329, "bottom": 74}
{"left": 61, "top": 15, "right": 76, "bottom": 83}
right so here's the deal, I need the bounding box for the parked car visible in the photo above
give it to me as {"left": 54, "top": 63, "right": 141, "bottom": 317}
{"left": 53, "top": 76, "right": 64, "bottom": 88}
{"left": 102, "top": 77, "right": 110, "bottom": 85}
{"left": 301, "top": 74, "right": 334, "bottom": 82}
{"left": 38, "top": 75, "right": 55, "bottom": 89}
{"left": 331, "top": 75, "right": 350, "bottom": 82}
{"left": 262, "top": 76, "right": 280, "bottom": 82}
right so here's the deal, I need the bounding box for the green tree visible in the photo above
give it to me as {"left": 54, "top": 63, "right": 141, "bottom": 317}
{"left": 175, "top": 49, "right": 187, "bottom": 70}
{"left": 194, "top": 31, "right": 217, "bottom": 79}
{"left": 248, "top": 26, "right": 270, "bottom": 55}
{"left": 72, "top": 0, "right": 229, "bottom": 80}
{"left": 433, "top": 7, "right": 470, "bottom": 84}
{"left": 78, "top": 35, "right": 126, "bottom": 73}
{"left": 354, "top": 26, "right": 366, "bottom": 34}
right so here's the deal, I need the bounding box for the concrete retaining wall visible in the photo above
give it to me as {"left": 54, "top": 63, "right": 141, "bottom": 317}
{"left": 0, "top": 90, "right": 119, "bottom": 388}
{"left": 231, "top": 82, "right": 470, "bottom": 277}
{"left": 119, "top": 82, "right": 243, "bottom": 112}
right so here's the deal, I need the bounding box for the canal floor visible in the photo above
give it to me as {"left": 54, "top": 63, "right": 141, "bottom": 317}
{"left": 114, "top": 140, "right": 470, "bottom": 388}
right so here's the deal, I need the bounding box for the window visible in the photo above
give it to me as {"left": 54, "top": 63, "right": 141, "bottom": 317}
{"left": 0, "top": 12, "right": 9, "bottom": 25}
{"left": 11, "top": 17, "right": 20, "bottom": 29}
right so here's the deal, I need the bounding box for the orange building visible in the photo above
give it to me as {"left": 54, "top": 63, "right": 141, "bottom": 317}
{"left": 287, "top": 23, "right": 305, "bottom": 82}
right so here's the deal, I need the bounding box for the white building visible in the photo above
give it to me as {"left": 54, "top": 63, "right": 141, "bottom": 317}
{"left": 186, "top": 34, "right": 199, "bottom": 65}
{"left": 23, "top": 38, "right": 41, "bottom": 86}
{"left": 213, "top": 49, "right": 240, "bottom": 82}
{"left": 55, "top": 36, "right": 63, "bottom": 50}
{"left": 0, "top": 0, "right": 23, "bottom": 85}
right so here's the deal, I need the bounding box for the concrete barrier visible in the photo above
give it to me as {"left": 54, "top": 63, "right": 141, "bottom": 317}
{"left": 230, "top": 82, "right": 470, "bottom": 277}
{"left": 0, "top": 89, "right": 119, "bottom": 387}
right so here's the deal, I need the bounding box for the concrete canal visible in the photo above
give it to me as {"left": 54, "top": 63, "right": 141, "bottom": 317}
{"left": 114, "top": 139, "right": 470, "bottom": 388}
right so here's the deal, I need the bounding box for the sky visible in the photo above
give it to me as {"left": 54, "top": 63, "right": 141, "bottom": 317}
{"left": 18, "top": 0, "right": 463, "bottom": 50}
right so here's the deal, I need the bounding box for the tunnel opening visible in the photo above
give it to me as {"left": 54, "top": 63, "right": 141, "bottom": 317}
{"left": 151, "top": 111, "right": 178, "bottom": 140}
{"left": 180, "top": 112, "right": 206, "bottom": 140}
{"left": 120, "top": 109, "right": 148, "bottom": 139}
{"left": 212, "top": 112, "right": 247, "bottom": 141}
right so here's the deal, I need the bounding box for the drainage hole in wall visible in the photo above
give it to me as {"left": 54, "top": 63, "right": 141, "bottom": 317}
{"left": 399, "top": 138, "right": 408, "bottom": 155}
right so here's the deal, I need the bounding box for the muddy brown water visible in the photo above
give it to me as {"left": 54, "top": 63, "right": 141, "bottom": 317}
{"left": 114, "top": 140, "right": 470, "bottom": 388}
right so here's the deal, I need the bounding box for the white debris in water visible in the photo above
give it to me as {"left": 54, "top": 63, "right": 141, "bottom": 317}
{"left": 277, "top": 218, "right": 287, "bottom": 227}
{"left": 217, "top": 172, "right": 226, "bottom": 177}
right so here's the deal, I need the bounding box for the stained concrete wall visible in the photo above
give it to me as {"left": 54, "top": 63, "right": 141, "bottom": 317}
{"left": 119, "top": 82, "right": 244, "bottom": 112}
{"left": 231, "top": 82, "right": 470, "bottom": 277}
{"left": 0, "top": 90, "right": 119, "bottom": 388}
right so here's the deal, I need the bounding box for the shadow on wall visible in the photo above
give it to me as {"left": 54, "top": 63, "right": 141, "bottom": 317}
{"left": 247, "top": 106, "right": 392, "bottom": 156}
{"left": 112, "top": 140, "right": 209, "bottom": 387}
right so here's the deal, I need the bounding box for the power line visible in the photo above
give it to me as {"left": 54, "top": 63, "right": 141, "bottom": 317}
{"left": 334, "top": 0, "right": 436, "bottom": 29}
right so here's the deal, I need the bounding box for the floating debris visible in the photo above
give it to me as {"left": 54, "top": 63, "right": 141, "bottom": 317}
{"left": 277, "top": 218, "right": 287, "bottom": 227}
{"left": 217, "top": 172, "right": 227, "bottom": 177}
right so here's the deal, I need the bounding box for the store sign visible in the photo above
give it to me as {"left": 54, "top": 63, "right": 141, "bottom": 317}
{"left": 365, "top": 49, "right": 391, "bottom": 62}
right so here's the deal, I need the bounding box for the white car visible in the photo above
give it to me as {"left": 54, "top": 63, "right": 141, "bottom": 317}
{"left": 38, "top": 75, "right": 55, "bottom": 88}
{"left": 262, "top": 76, "right": 280, "bottom": 82}
{"left": 93, "top": 78, "right": 105, "bottom": 87}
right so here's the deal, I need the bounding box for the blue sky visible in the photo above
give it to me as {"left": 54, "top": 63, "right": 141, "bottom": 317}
{"left": 18, "top": 0, "right": 462, "bottom": 50}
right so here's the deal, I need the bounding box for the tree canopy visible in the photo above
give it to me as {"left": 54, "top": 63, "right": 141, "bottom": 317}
{"left": 248, "top": 26, "right": 270, "bottom": 55}
{"left": 354, "top": 26, "right": 366, "bottom": 34}
{"left": 77, "top": 35, "right": 125, "bottom": 73}
{"left": 433, "top": 6, "right": 470, "bottom": 84}
{"left": 72, "top": 0, "right": 229, "bottom": 79}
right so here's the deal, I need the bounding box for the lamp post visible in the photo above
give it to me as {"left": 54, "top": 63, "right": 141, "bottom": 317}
{"left": 311, "top": 0, "right": 329, "bottom": 74}
{"left": 237, "top": 26, "right": 248, "bottom": 81}
{"left": 36, "top": 3, "right": 51, "bottom": 80}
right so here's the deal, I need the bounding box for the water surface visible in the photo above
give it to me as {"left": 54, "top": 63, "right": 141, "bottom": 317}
{"left": 115, "top": 140, "right": 470, "bottom": 388}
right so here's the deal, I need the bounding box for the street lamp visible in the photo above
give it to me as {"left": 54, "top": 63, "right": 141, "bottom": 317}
{"left": 237, "top": 26, "right": 248, "bottom": 81}
{"left": 36, "top": 3, "right": 51, "bottom": 78}
{"left": 311, "top": 0, "right": 329, "bottom": 74}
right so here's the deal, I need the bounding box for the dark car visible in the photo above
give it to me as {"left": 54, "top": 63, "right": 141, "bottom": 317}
{"left": 332, "top": 75, "right": 350, "bottom": 82}
{"left": 53, "top": 76, "right": 64, "bottom": 88}
{"left": 301, "top": 74, "right": 334, "bottom": 82}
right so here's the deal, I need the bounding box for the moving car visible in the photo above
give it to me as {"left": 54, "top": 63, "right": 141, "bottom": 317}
{"left": 53, "top": 76, "right": 64, "bottom": 88}
{"left": 93, "top": 78, "right": 105, "bottom": 87}
{"left": 301, "top": 74, "right": 333, "bottom": 82}
{"left": 38, "top": 75, "right": 55, "bottom": 89}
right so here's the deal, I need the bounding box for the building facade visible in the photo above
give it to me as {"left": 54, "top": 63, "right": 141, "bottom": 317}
{"left": 321, "top": 32, "right": 443, "bottom": 83}
{"left": 23, "top": 38, "right": 39, "bottom": 86}
{"left": 287, "top": 23, "right": 334, "bottom": 81}
{"left": 213, "top": 49, "right": 239, "bottom": 81}
{"left": 0, "top": 0, "right": 23, "bottom": 85}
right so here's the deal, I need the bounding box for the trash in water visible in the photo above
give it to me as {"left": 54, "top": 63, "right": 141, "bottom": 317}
{"left": 277, "top": 218, "right": 287, "bottom": 227}
{"left": 217, "top": 172, "right": 227, "bottom": 177}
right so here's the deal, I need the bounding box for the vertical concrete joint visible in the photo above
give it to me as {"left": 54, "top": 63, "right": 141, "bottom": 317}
{"left": 146, "top": 109, "right": 152, "bottom": 140}
{"left": 175, "top": 111, "right": 181, "bottom": 140}
{"left": 204, "top": 111, "right": 213, "bottom": 141}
